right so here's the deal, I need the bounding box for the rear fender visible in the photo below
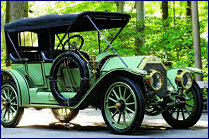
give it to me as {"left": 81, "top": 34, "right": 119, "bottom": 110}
{"left": 74, "top": 68, "right": 147, "bottom": 109}
{"left": 1, "top": 69, "right": 30, "bottom": 106}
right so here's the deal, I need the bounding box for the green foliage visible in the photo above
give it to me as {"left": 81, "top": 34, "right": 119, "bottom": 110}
{"left": 1, "top": 1, "right": 6, "bottom": 68}
{"left": 1, "top": 38, "right": 6, "bottom": 68}
{"left": 1, "top": 1, "right": 208, "bottom": 81}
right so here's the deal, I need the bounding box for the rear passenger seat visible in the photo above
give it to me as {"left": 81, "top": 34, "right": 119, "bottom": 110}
{"left": 9, "top": 51, "right": 42, "bottom": 63}
{"left": 22, "top": 52, "right": 42, "bottom": 61}
{"left": 41, "top": 50, "right": 54, "bottom": 62}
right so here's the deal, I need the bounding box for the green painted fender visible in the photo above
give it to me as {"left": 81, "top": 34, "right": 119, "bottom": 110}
{"left": 1, "top": 69, "right": 30, "bottom": 106}
{"left": 73, "top": 68, "right": 147, "bottom": 109}
{"left": 167, "top": 67, "right": 204, "bottom": 91}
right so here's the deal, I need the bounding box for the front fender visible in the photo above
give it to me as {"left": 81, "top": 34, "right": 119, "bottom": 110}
{"left": 1, "top": 69, "right": 30, "bottom": 106}
{"left": 167, "top": 67, "right": 204, "bottom": 91}
{"left": 73, "top": 68, "right": 147, "bottom": 109}
{"left": 173, "top": 67, "right": 204, "bottom": 74}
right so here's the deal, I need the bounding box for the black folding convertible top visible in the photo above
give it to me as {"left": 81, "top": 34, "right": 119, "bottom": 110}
{"left": 4, "top": 11, "right": 130, "bottom": 33}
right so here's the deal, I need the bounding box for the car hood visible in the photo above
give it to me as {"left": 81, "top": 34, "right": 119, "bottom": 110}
{"left": 100, "top": 55, "right": 163, "bottom": 72}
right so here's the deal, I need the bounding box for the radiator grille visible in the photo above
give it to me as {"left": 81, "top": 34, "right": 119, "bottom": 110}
{"left": 143, "top": 63, "right": 167, "bottom": 97}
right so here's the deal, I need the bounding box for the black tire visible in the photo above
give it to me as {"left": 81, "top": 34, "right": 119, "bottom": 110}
{"left": 1, "top": 80, "right": 24, "bottom": 127}
{"left": 51, "top": 108, "right": 79, "bottom": 123}
{"left": 50, "top": 51, "right": 89, "bottom": 106}
{"left": 162, "top": 81, "right": 203, "bottom": 128}
{"left": 101, "top": 76, "right": 144, "bottom": 134}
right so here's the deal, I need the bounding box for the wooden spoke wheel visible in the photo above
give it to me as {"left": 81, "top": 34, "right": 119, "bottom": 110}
{"left": 1, "top": 80, "right": 24, "bottom": 127}
{"left": 162, "top": 81, "right": 203, "bottom": 128}
{"left": 101, "top": 77, "right": 144, "bottom": 134}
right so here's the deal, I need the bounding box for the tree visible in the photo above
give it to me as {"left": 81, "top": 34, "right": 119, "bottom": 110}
{"left": 5, "top": 1, "right": 10, "bottom": 23}
{"left": 162, "top": 1, "right": 168, "bottom": 20}
{"left": 1, "top": 11, "right": 5, "bottom": 46}
{"left": 186, "top": 1, "right": 192, "bottom": 17}
{"left": 191, "top": 1, "right": 203, "bottom": 81}
{"left": 173, "top": 1, "right": 175, "bottom": 26}
{"left": 135, "top": 1, "right": 145, "bottom": 55}
{"left": 5, "top": 1, "right": 28, "bottom": 23}
{"left": 116, "top": 1, "right": 125, "bottom": 13}
{"left": 4, "top": 1, "right": 28, "bottom": 66}
{"left": 136, "top": 1, "right": 145, "bottom": 22}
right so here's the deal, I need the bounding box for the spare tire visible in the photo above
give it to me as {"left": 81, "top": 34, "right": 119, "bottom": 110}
{"left": 50, "top": 51, "right": 89, "bottom": 106}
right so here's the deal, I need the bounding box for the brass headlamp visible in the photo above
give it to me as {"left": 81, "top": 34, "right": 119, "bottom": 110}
{"left": 175, "top": 70, "right": 193, "bottom": 89}
{"left": 145, "top": 69, "right": 163, "bottom": 91}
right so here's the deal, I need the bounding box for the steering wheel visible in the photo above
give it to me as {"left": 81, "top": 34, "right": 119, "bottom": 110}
{"left": 62, "top": 35, "right": 84, "bottom": 51}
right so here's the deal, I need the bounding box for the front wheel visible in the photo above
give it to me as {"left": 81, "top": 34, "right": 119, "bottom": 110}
{"left": 101, "top": 77, "right": 144, "bottom": 134}
{"left": 162, "top": 81, "right": 203, "bottom": 128}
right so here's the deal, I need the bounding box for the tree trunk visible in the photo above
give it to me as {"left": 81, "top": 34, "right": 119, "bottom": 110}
{"left": 116, "top": 1, "right": 125, "bottom": 13}
{"left": 1, "top": 11, "right": 8, "bottom": 67}
{"left": 135, "top": 1, "right": 145, "bottom": 55}
{"left": 136, "top": 1, "right": 145, "bottom": 22}
{"left": 4, "top": 1, "right": 10, "bottom": 66}
{"left": 5, "top": 1, "right": 10, "bottom": 23}
{"left": 9, "top": 1, "right": 28, "bottom": 22}
{"left": 162, "top": 1, "right": 168, "bottom": 20}
{"left": 191, "top": 1, "right": 203, "bottom": 81}
{"left": 1, "top": 11, "right": 5, "bottom": 45}
{"left": 4, "top": 1, "right": 28, "bottom": 67}
{"left": 1, "top": 11, "right": 6, "bottom": 54}
{"left": 187, "top": 1, "right": 192, "bottom": 17}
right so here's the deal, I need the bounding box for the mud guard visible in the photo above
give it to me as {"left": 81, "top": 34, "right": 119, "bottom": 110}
{"left": 73, "top": 68, "right": 147, "bottom": 109}
{"left": 167, "top": 67, "right": 204, "bottom": 91}
{"left": 1, "top": 69, "right": 30, "bottom": 106}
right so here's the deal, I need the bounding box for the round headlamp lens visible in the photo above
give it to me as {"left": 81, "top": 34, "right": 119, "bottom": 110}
{"left": 182, "top": 72, "right": 193, "bottom": 89}
{"left": 151, "top": 72, "right": 163, "bottom": 90}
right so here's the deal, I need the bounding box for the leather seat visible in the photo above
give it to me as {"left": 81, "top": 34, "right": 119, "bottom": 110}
{"left": 9, "top": 53, "right": 29, "bottom": 63}
{"left": 41, "top": 50, "right": 54, "bottom": 62}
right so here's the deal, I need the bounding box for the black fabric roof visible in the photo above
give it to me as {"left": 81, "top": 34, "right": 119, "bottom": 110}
{"left": 4, "top": 11, "right": 130, "bottom": 33}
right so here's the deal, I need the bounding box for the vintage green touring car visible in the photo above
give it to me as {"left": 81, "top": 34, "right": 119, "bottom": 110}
{"left": 1, "top": 11, "right": 204, "bottom": 134}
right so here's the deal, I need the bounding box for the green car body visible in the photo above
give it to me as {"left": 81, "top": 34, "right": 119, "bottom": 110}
{"left": 2, "top": 53, "right": 203, "bottom": 106}
{"left": 1, "top": 11, "right": 204, "bottom": 134}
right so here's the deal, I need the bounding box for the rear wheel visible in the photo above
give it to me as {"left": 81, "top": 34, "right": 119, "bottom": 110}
{"left": 1, "top": 80, "right": 24, "bottom": 127}
{"left": 101, "top": 77, "right": 144, "bottom": 134}
{"left": 162, "top": 81, "right": 203, "bottom": 128}
{"left": 52, "top": 108, "right": 79, "bottom": 123}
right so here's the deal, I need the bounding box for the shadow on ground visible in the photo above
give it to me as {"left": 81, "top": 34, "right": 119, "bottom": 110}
{"left": 133, "top": 124, "right": 208, "bottom": 136}
{"left": 18, "top": 122, "right": 107, "bottom": 131}
{"left": 17, "top": 121, "right": 208, "bottom": 135}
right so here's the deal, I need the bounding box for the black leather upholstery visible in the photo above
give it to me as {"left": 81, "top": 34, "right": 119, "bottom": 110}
{"left": 9, "top": 53, "right": 29, "bottom": 63}
{"left": 41, "top": 51, "right": 54, "bottom": 62}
